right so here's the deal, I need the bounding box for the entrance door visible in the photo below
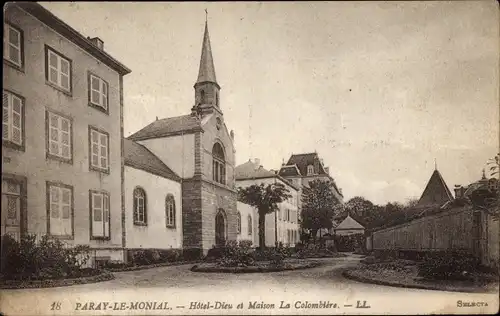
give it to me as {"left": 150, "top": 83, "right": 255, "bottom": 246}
{"left": 1, "top": 179, "right": 22, "bottom": 241}
{"left": 215, "top": 210, "right": 226, "bottom": 247}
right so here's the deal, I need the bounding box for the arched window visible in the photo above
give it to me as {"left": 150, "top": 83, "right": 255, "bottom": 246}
{"left": 133, "top": 187, "right": 147, "bottom": 225}
{"left": 307, "top": 165, "right": 314, "bottom": 175}
{"left": 216, "top": 91, "right": 219, "bottom": 107}
{"left": 247, "top": 215, "right": 252, "bottom": 236}
{"left": 200, "top": 90, "right": 205, "bottom": 104}
{"left": 165, "top": 194, "right": 175, "bottom": 228}
{"left": 215, "top": 209, "right": 227, "bottom": 246}
{"left": 236, "top": 212, "right": 241, "bottom": 234}
{"left": 212, "top": 142, "right": 226, "bottom": 184}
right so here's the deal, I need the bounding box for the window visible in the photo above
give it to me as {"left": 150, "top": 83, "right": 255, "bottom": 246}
{"left": 200, "top": 90, "right": 205, "bottom": 104}
{"left": 1, "top": 180, "right": 21, "bottom": 240}
{"left": 236, "top": 212, "right": 241, "bottom": 234}
{"left": 89, "top": 127, "right": 109, "bottom": 172}
{"left": 307, "top": 165, "right": 314, "bottom": 175}
{"left": 45, "top": 46, "right": 71, "bottom": 92}
{"left": 247, "top": 215, "right": 252, "bottom": 236}
{"left": 278, "top": 208, "right": 282, "bottom": 221}
{"left": 216, "top": 91, "right": 219, "bottom": 107}
{"left": 90, "top": 191, "right": 110, "bottom": 239}
{"left": 88, "top": 74, "right": 108, "bottom": 111}
{"left": 47, "top": 183, "right": 73, "bottom": 237}
{"left": 4, "top": 23, "right": 23, "bottom": 68}
{"left": 47, "top": 111, "right": 72, "bottom": 161}
{"left": 166, "top": 194, "right": 175, "bottom": 228}
{"left": 212, "top": 143, "right": 226, "bottom": 184}
{"left": 133, "top": 187, "right": 147, "bottom": 225}
{"left": 2, "top": 90, "right": 23, "bottom": 148}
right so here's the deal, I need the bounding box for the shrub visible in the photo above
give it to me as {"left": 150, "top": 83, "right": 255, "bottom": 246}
{"left": 160, "top": 249, "right": 182, "bottom": 262}
{"left": 1, "top": 234, "right": 91, "bottom": 280}
{"left": 217, "top": 240, "right": 255, "bottom": 267}
{"left": 418, "top": 252, "right": 479, "bottom": 280}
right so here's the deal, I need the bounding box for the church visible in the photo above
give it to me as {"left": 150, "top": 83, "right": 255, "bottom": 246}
{"left": 125, "top": 20, "right": 237, "bottom": 257}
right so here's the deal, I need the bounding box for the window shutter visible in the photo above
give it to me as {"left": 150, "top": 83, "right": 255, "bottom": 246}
{"left": 62, "top": 189, "right": 70, "bottom": 219}
{"left": 92, "top": 193, "right": 103, "bottom": 237}
{"left": 11, "top": 96, "right": 22, "bottom": 144}
{"left": 2, "top": 92, "right": 9, "bottom": 140}
{"left": 103, "top": 194, "right": 109, "bottom": 237}
{"left": 101, "top": 80, "right": 108, "bottom": 108}
{"left": 91, "top": 76, "right": 100, "bottom": 104}
{"left": 3, "top": 24, "right": 7, "bottom": 57}
{"left": 91, "top": 130, "right": 99, "bottom": 167}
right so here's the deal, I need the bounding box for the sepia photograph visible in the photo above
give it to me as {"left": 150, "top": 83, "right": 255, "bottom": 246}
{"left": 1, "top": 1, "right": 499, "bottom": 315}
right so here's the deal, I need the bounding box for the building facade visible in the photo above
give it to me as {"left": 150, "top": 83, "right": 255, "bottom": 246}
{"left": 2, "top": 3, "right": 131, "bottom": 261}
{"left": 128, "top": 21, "right": 237, "bottom": 256}
{"left": 235, "top": 159, "right": 300, "bottom": 247}
{"left": 278, "top": 152, "right": 344, "bottom": 204}
{"left": 123, "top": 139, "right": 183, "bottom": 251}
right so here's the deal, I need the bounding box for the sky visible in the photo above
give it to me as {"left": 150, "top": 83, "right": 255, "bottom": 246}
{"left": 40, "top": 1, "right": 499, "bottom": 205}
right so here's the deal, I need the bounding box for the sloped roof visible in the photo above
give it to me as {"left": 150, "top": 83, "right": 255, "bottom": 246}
{"left": 235, "top": 160, "right": 276, "bottom": 179}
{"left": 335, "top": 215, "right": 365, "bottom": 230}
{"left": 278, "top": 164, "right": 301, "bottom": 177}
{"left": 124, "top": 138, "right": 181, "bottom": 182}
{"left": 128, "top": 115, "right": 202, "bottom": 141}
{"left": 416, "top": 169, "right": 454, "bottom": 207}
{"left": 285, "top": 153, "right": 328, "bottom": 176}
{"left": 235, "top": 160, "right": 298, "bottom": 190}
{"left": 196, "top": 21, "right": 218, "bottom": 85}
{"left": 15, "top": 3, "right": 131, "bottom": 75}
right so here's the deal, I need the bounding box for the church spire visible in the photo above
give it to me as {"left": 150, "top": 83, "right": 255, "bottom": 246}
{"left": 196, "top": 18, "right": 218, "bottom": 86}
{"left": 193, "top": 13, "right": 221, "bottom": 116}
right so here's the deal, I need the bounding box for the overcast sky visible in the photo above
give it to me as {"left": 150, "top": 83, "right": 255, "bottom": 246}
{"left": 41, "top": 1, "right": 499, "bottom": 205}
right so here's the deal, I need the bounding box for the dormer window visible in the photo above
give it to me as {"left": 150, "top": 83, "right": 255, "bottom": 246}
{"left": 307, "top": 165, "right": 314, "bottom": 175}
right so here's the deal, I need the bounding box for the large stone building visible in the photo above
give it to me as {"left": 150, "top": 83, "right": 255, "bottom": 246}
{"left": 2, "top": 3, "right": 131, "bottom": 261}
{"left": 235, "top": 159, "right": 301, "bottom": 247}
{"left": 128, "top": 20, "right": 237, "bottom": 256}
{"left": 278, "top": 152, "right": 344, "bottom": 204}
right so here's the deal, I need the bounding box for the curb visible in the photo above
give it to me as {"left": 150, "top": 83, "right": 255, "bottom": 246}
{"left": 0, "top": 271, "right": 115, "bottom": 290}
{"left": 191, "top": 262, "right": 321, "bottom": 274}
{"left": 106, "top": 260, "right": 201, "bottom": 272}
{"left": 342, "top": 269, "right": 498, "bottom": 294}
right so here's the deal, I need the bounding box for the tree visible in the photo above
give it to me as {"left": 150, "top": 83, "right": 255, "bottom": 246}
{"left": 344, "top": 196, "right": 374, "bottom": 217}
{"left": 301, "top": 179, "right": 342, "bottom": 242}
{"left": 237, "top": 182, "right": 292, "bottom": 249}
{"left": 486, "top": 153, "right": 500, "bottom": 218}
{"left": 487, "top": 153, "right": 500, "bottom": 177}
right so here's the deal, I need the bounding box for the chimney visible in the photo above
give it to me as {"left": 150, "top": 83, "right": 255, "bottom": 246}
{"left": 454, "top": 185, "right": 463, "bottom": 198}
{"left": 88, "top": 37, "right": 104, "bottom": 50}
{"left": 230, "top": 130, "right": 234, "bottom": 140}
{"left": 314, "top": 158, "right": 319, "bottom": 173}
{"left": 325, "top": 167, "right": 330, "bottom": 175}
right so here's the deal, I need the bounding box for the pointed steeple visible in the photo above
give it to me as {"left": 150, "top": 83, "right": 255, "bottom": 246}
{"left": 193, "top": 15, "right": 221, "bottom": 116}
{"left": 416, "top": 169, "right": 454, "bottom": 207}
{"left": 196, "top": 20, "right": 218, "bottom": 86}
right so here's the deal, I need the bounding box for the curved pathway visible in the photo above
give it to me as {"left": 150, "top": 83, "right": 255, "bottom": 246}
{"left": 2, "top": 253, "right": 498, "bottom": 315}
